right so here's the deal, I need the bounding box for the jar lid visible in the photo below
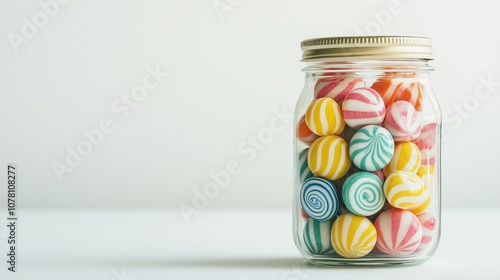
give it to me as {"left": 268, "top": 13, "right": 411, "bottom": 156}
{"left": 301, "top": 36, "right": 433, "bottom": 61}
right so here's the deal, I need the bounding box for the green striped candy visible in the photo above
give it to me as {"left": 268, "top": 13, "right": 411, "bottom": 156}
{"left": 303, "top": 218, "right": 335, "bottom": 255}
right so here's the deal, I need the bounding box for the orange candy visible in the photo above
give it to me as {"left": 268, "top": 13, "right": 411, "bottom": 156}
{"left": 372, "top": 76, "right": 423, "bottom": 111}
{"left": 296, "top": 115, "right": 319, "bottom": 145}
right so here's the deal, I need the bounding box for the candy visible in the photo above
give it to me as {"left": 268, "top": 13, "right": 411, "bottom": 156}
{"left": 298, "top": 149, "right": 313, "bottom": 184}
{"left": 383, "top": 101, "right": 421, "bottom": 141}
{"left": 342, "top": 172, "right": 385, "bottom": 216}
{"left": 342, "top": 87, "right": 386, "bottom": 129}
{"left": 308, "top": 135, "right": 351, "bottom": 181}
{"left": 303, "top": 218, "right": 335, "bottom": 255}
{"left": 374, "top": 209, "right": 423, "bottom": 255}
{"left": 416, "top": 213, "right": 437, "bottom": 252}
{"left": 349, "top": 125, "right": 395, "bottom": 171}
{"left": 383, "top": 142, "right": 421, "bottom": 176}
{"left": 420, "top": 145, "right": 437, "bottom": 167}
{"left": 297, "top": 115, "right": 319, "bottom": 145}
{"left": 413, "top": 123, "right": 437, "bottom": 150}
{"left": 305, "top": 98, "right": 345, "bottom": 136}
{"left": 331, "top": 213, "right": 377, "bottom": 258}
{"left": 384, "top": 172, "right": 425, "bottom": 210}
{"left": 408, "top": 165, "right": 435, "bottom": 215}
{"left": 372, "top": 170, "right": 385, "bottom": 182}
{"left": 300, "top": 177, "right": 340, "bottom": 221}
{"left": 371, "top": 76, "right": 423, "bottom": 111}
{"left": 314, "top": 76, "right": 364, "bottom": 103}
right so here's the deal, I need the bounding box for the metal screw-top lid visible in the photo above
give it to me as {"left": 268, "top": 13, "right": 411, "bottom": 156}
{"left": 301, "top": 36, "right": 433, "bottom": 61}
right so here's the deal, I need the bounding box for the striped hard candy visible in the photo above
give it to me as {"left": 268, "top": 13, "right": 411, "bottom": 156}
{"left": 314, "top": 76, "right": 365, "bottom": 103}
{"left": 331, "top": 213, "right": 377, "bottom": 258}
{"left": 300, "top": 177, "right": 340, "bottom": 221}
{"left": 414, "top": 123, "right": 437, "bottom": 150}
{"left": 308, "top": 135, "right": 351, "bottom": 181}
{"left": 374, "top": 209, "right": 423, "bottom": 255}
{"left": 408, "top": 165, "right": 436, "bottom": 215}
{"left": 298, "top": 149, "right": 314, "bottom": 184}
{"left": 342, "top": 87, "right": 386, "bottom": 129}
{"left": 349, "top": 125, "right": 395, "bottom": 171}
{"left": 371, "top": 76, "right": 423, "bottom": 111}
{"left": 303, "top": 218, "right": 335, "bottom": 255}
{"left": 416, "top": 213, "right": 437, "bottom": 252}
{"left": 383, "top": 101, "right": 421, "bottom": 142}
{"left": 383, "top": 142, "right": 421, "bottom": 177}
{"left": 384, "top": 171, "right": 425, "bottom": 210}
{"left": 296, "top": 115, "right": 319, "bottom": 146}
{"left": 342, "top": 172, "right": 385, "bottom": 216}
{"left": 305, "top": 98, "right": 345, "bottom": 136}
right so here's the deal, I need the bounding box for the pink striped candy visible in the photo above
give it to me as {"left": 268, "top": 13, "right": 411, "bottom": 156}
{"left": 416, "top": 213, "right": 437, "bottom": 252}
{"left": 383, "top": 101, "right": 421, "bottom": 142}
{"left": 374, "top": 209, "right": 423, "bottom": 256}
{"left": 414, "top": 123, "right": 437, "bottom": 166}
{"left": 314, "top": 76, "right": 365, "bottom": 103}
{"left": 342, "top": 87, "right": 386, "bottom": 129}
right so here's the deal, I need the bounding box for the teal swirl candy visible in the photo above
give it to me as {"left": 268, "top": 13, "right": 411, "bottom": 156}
{"left": 342, "top": 172, "right": 384, "bottom": 216}
{"left": 303, "top": 218, "right": 335, "bottom": 255}
{"left": 298, "top": 149, "right": 313, "bottom": 184}
{"left": 349, "top": 125, "right": 395, "bottom": 171}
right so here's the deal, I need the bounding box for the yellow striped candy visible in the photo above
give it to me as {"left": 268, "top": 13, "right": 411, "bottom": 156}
{"left": 305, "top": 97, "right": 345, "bottom": 136}
{"left": 384, "top": 171, "right": 425, "bottom": 210}
{"left": 409, "top": 166, "right": 436, "bottom": 215}
{"left": 383, "top": 142, "right": 421, "bottom": 177}
{"left": 331, "top": 213, "right": 377, "bottom": 258}
{"left": 308, "top": 135, "right": 351, "bottom": 181}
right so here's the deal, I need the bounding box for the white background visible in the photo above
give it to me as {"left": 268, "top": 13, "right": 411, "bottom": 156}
{"left": 1, "top": 0, "right": 500, "bottom": 212}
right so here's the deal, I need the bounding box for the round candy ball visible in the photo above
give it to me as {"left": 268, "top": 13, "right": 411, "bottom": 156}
{"left": 349, "top": 125, "right": 395, "bottom": 171}
{"left": 383, "top": 100, "right": 421, "bottom": 142}
{"left": 300, "top": 177, "right": 340, "bottom": 221}
{"left": 298, "top": 149, "right": 313, "bottom": 184}
{"left": 305, "top": 98, "right": 345, "bottom": 136}
{"left": 303, "top": 218, "right": 335, "bottom": 255}
{"left": 296, "top": 115, "right": 319, "bottom": 146}
{"left": 314, "top": 76, "right": 364, "bottom": 103}
{"left": 342, "top": 172, "right": 385, "bottom": 216}
{"left": 374, "top": 209, "right": 423, "bottom": 255}
{"left": 342, "top": 87, "right": 386, "bottom": 129}
{"left": 331, "top": 213, "right": 377, "bottom": 258}
{"left": 384, "top": 171, "right": 425, "bottom": 210}
{"left": 383, "top": 142, "right": 421, "bottom": 177}
{"left": 416, "top": 213, "right": 437, "bottom": 252}
{"left": 309, "top": 135, "right": 351, "bottom": 181}
{"left": 371, "top": 75, "right": 423, "bottom": 111}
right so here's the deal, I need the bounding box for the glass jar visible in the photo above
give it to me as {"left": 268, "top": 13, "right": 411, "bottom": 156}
{"left": 293, "top": 36, "right": 441, "bottom": 266}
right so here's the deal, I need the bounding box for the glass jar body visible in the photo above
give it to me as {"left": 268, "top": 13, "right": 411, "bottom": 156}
{"left": 293, "top": 60, "right": 441, "bottom": 266}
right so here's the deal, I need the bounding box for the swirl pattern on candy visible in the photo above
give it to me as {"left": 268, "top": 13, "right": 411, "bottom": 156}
{"left": 342, "top": 172, "right": 385, "bottom": 216}
{"left": 342, "top": 87, "right": 386, "bottom": 129}
{"left": 414, "top": 123, "right": 437, "bottom": 167}
{"left": 303, "top": 218, "right": 335, "bottom": 255}
{"left": 308, "top": 135, "right": 351, "bottom": 181}
{"left": 298, "top": 149, "right": 314, "bottom": 184}
{"left": 374, "top": 209, "right": 423, "bottom": 255}
{"left": 314, "top": 76, "right": 365, "bottom": 103}
{"left": 300, "top": 178, "right": 340, "bottom": 221}
{"left": 297, "top": 115, "right": 319, "bottom": 146}
{"left": 383, "top": 142, "right": 421, "bottom": 176}
{"left": 416, "top": 213, "right": 437, "bottom": 252}
{"left": 384, "top": 171, "right": 425, "bottom": 210}
{"left": 331, "top": 213, "right": 377, "bottom": 258}
{"left": 383, "top": 101, "right": 421, "bottom": 142}
{"left": 305, "top": 98, "right": 345, "bottom": 136}
{"left": 371, "top": 76, "right": 423, "bottom": 111}
{"left": 349, "top": 125, "right": 395, "bottom": 171}
{"left": 408, "top": 165, "right": 435, "bottom": 215}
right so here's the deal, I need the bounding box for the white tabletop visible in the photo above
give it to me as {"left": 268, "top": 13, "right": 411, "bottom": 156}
{"left": 1, "top": 208, "right": 498, "bottom": 280}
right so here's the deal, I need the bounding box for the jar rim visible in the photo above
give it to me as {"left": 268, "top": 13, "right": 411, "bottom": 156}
{"left": 301, "top": 36, "right": 433, "bottom": 61}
